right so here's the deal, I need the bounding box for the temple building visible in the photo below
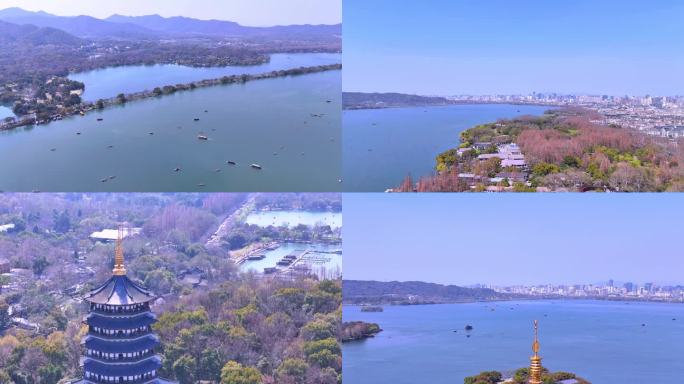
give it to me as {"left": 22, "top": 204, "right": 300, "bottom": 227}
{"left": 72, "top": 227, "right": 175, "bottom": 384}
{"left": 528, "top": 320, "right": 543, "bottom": 384}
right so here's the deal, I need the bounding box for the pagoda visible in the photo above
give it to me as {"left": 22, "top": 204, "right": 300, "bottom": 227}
{"left": 72, "top": 227, "right": 175, "bottom": 384}
{"left": 528, "top": 320, "right": 543, "bottom": 384}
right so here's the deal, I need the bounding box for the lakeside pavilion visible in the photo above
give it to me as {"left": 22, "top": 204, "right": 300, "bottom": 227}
{"left": 528, "top": 320, "right": 543, "bottom": 384}
{"left": 72, "top": 227, "right": 175, "bottom": 384}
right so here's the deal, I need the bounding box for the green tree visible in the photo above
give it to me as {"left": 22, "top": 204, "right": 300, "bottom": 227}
{"left": 220, "top": 361, "right": 262, "bottom": 384}
{"left": 275, "top": 358, "right": 308, "bottom": 383}
{"left": 173, "top": 354, "right": 197, "bottom": 384}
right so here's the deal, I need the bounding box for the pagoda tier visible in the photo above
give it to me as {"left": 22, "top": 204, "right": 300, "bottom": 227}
{"left": 71, "top": 227, "right": 176, "bottom": 384}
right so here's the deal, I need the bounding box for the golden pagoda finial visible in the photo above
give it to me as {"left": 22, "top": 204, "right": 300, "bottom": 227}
{"left": 528, "top": 320, "right": 543, "bottom": 384}
{"left": 112, "top": 224, "right": 127, "bottom": 276}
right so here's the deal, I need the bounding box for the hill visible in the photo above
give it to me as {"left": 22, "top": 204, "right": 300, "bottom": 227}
{"left": 106, "top": 14, "right": 341, "bottom": 41}
{"left": 0, "top": 8, "right": 340, "bottom": 41}
{"left": 0, "top": 19, "right": 83, "bottom": 45}
{"left": 343, "top": 280, "right": 507, "bottom": 305}
{"left": 343, "top": 92, "right": 452, "bottom": 109}
{"left": 0, "top": 7, "right": 160, "bottom": 39}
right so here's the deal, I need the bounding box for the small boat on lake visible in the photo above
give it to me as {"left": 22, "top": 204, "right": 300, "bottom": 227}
{"left": 197, "top": 135, "right": 208, "bottom": 140}
{"left": 194, "top": 118, "right": 200, "bottom": 121}
{"left": 250, "top": 164, "right": 262, "bottom": 170}
{"left": 227, "top": 161, "right": 236, "bottom": 165}
{"left": 97, "top": 118, "right": 103, "bottom": 121}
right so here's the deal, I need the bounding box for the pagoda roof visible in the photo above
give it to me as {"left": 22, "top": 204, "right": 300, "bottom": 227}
{"left": 84, "top": 275, "right": 156, "bottom": 306}
{"left": 87, "top": 312, "right": 157, "bottom": 330}
{"left": 84, "top": 334, "right": 159, "bottom": 353}
{"left": 84, "top": 356, "right": 162, "bottom": 376}
{"left": 71, "top": 378, "right": 176, "bottom": 384}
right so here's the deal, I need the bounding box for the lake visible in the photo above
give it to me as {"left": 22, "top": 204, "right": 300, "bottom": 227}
{"left": 70, "top": 53, "right": 341, "bottom": 101}
{"left": 240, "top": 242, "right": 341, "bottom": 276}
{"left": 244, "top": 210, "right": 342, "bottom": 228}
{"left": 0, "top": 105, "right": 15, "bottom": 119}
{"left": 342, "top": 104, "right": 551, "bottom": 191}
{"left": 343, "top": 300, "right": 684, "bottom": 384}
{"left": 0, "top": 70, "right": 341, "bottom": 192}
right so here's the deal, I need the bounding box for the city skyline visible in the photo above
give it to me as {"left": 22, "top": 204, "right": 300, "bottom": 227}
{"left": 0, "top": 0, "right": 342, "bottom": 26}
{"left": 343, "top": 194, "right": 684, "bottom": 286}
{"left": 344, "top": 0, "right": 684, "bottom": 95}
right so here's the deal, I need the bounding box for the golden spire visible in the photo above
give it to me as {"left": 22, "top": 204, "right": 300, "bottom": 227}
{"left": 112, "top": 224, "right": 127, "bottom": 276}
{"left": 528, "top": 320, "right": 543, "bottom": 384}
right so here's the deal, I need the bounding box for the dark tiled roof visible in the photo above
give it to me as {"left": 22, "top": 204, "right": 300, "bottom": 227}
{"left": 84, "top": 356, "right": 161, "bottom": 376}
{"left": 84, "top": 334, "right": 159, "bottom": 353}
{"left": 85, "top": 275, "right": 156, "bottom": 305}
{"left": 87, "top": 312, "right": 157, "bottom": 330}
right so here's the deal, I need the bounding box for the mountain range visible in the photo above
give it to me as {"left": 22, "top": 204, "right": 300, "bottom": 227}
{"left": 0, "top": 7, "right": 341, "bottom": 40}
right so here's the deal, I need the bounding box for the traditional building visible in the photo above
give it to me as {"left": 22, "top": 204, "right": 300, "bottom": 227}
{"left": 72, "top": 227, "right": 175, "bottom": 384}
{"left": 528, "top": 320, "right": 543, "bottom": 384}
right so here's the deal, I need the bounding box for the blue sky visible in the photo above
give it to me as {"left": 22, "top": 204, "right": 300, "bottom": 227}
{"left": 343, "top": 194, "right": 684, "bottom": 286}
{"left": 343, "top": 0, "right": 684, "bottom": 96}
{"left": 0, "top": 0, "right": 341, "bottom": 26}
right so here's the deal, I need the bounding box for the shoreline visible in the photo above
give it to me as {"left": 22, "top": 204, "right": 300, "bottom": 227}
{"left": 343, "top": 296, "right": 684, "bottom": 307}
{"left": 343, "top": 101, "right": 564, "bottom": 111}
{"left": 0, "top": 63, "right": 342, "bottom": 132}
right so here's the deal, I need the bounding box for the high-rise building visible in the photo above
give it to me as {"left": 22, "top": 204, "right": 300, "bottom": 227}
{"left": 71, "top": 227, "right": 175, "bottom": 384}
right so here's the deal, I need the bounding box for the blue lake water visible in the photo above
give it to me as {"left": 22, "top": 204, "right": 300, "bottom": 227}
{"left": 245, "top": 210, "right": 342, "bottom": 228}
{"left": 342, "top": 104, "right": 551, "bottom": 191}
{"left": 70, "top": 53, "right": 341, "bottom": 101}
{"left": 343, "top": 300, "right": 684, "bottom": 384}
{"left": 0, "top": 70, "right": 340, "bottom": 192}
{"left": 0, "top": 105, "right": 15, "bottom": 119}
{"left": 240, "top": 242, "right": 341, "bottom": 276}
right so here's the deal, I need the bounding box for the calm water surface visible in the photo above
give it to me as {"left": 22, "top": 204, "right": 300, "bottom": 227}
{"left": 0, "top": 106, "right": 14, "bottom": 119}
{"left": 70, "top": 53, "right": 341, "bottom": 101}
{"left": 342, "top": 104, "right": 550, "bottom": 191}
{"left": 343, "top": 300, "right": 684, "bottom": 384}
{"left": 240, "top": 242, "right": 341, "bottom": 274}
{"left": 245, "top": 210, "right": 342, "bottom": 228}
{"left": 0, "top": 70, "right": 341, "bottom": 192}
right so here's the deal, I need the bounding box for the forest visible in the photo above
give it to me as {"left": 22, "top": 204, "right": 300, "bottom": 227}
{"left": 0, "top": 193, "right": 342, "bottom": 384}
{"left": 402, "top": 109, "right": 684, "bottom": 192}
{"left": 464, "top": 368, "right": 590, "bottom": 384}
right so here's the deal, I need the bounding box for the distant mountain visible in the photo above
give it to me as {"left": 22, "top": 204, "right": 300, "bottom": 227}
{"left": 343, "top": 280, "right": 507, "bottom": 305}
{"left": 105, "top": 14, "right": 341, "bottom": 40}
{"left": 0, "top": 7, "right": 161, "bottom": 39}
{"left": 343, "top": 92, "right": 452, "bottom": 109}
{"left": 0, "top": 19, "right": 83, "bottom": 45}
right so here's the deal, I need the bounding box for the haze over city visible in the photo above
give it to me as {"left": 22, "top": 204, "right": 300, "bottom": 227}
{"left": 344, "top": 0, "right": 684, "bottom": 96}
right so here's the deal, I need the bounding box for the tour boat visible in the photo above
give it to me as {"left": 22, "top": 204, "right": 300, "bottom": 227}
{"left": 197, "top": 135, "right": 208, "bottom": 140}
{"left": 250, "top": 164, "right": 262, "bottom": 169}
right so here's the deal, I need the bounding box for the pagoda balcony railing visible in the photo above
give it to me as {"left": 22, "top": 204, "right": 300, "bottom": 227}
{"left": 90, "top": 306, "right": 150, "bottom": 316}
{"left": 85, "top": 351, "right": 156, "bottom": 363}
{"left": 83, "top": 373, "right": 158, "bottom": 384}
{"left": 87, "top": 329, "right": 153, "bottom": 340}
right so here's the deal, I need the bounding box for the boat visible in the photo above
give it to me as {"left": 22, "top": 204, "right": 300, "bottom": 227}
{"left": 227, "top": 161, "right": 237, "bottom": 165}
{"left": 197, "top": 135, "right": 208, "bottom": 140}
{"left": 79, "top": 111, "right": 85, "bottom": 116}
{"left": 247, "top": 254, "right": 266, "bottom": 261}
{"left": 250, "top": 164, "right": 262, "bottom": 170}
{"left": 263, "top": 267, "right": 277, "bottom": 274}
{"left": 193, "top": 118, "right": 200, "bottom": 121}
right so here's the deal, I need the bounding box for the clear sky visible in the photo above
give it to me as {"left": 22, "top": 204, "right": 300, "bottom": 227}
{"left": 0, "top": 0, "right": 341, "bottom": 26}
{"left": 343, "top": 194, "right": 684, "bottom": 286}
{"left": 343, "top": 0, "right": 684, "bottom": 96}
